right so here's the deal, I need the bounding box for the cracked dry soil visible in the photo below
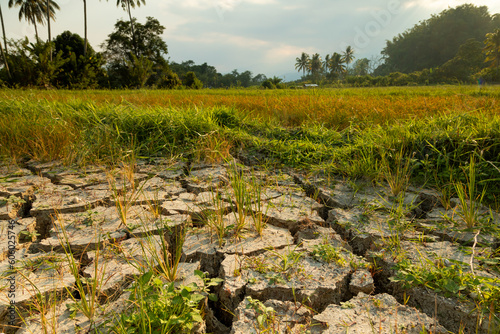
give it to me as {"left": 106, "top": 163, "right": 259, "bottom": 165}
{"left": 0, "top": 159, "right": 498, "bottom": 334}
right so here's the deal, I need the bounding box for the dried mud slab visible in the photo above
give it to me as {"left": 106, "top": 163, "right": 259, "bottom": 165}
{"left": 230, "top": 297, "right": 318, "bottom": 334}
{"left": 0, "top": 174, "right": 50, "bottom": 198}
{"left": 161, "top": 192, "right": 231, "bottom": 219}
{"left": 0, "top": 218, "right": 37, "bottom": 261}
{"left": 0, "top": 196, "right": 24, "bottom": 220}
{"left": 127, "top": 176, "right": 186, "bottom": 204}
{"left": 219, "top": 246, "right": 360, "bottom": 315}
{"left": 138, "top": 160, "right": 186, "bottom": 180}
{"left": 349, "top": 269, "right": 375, "bottom": 295}
{"left": 262, "top": 194, "right": 325, "bottom": 232}
{"left": 369, "top": 240, "right": 500, "bottom": 334}
{"left": 183, "top": 220, "right": 294, "bottom": 276}
{"left": 294, "top": 225, "right": 351, "bottom": 252}
{"left": 84, "top": 235, "right": 166, "bottom": 299}
{"left": 36, "top": 206, "right": 128, "bottom": 253}
{"left": 416, "top": 217, "right": 498, "bottom": 247}
{"left": 183, "top": 166, "right": 228, "bottom": 194}
{"left": 0, "top": 250, "right": 76, "bottom": 320}
{"left": 301, "top": 179, "right": 381, "bottom": 210}
{"left": 30, "top": 183, "right": 109, "bottom": 216}
{"left": 314, "top": 292, "right": 448, "bottom": 334}
{"left": 16, "top": 291, "right": 132, "bottom": 334}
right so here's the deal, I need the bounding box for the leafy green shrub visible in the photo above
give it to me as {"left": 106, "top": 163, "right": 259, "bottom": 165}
{"left": 183, "top": 71, "right": 203, "bottom": 89}
{"left": 109, "top": 270, "right": 222, "bottom": 333}
{"left": 212, "top": 107, "right": 239, "bottom": 128}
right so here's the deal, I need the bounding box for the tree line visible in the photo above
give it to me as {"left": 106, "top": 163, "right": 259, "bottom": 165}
{"left": 294, "top": 46, "right": 376, "bottom": 83}
{"left": 0, "top": 0, "right": 266, "bottom": 89}
{"left": 295, "top": 4, "right": 500, "bottom": 86}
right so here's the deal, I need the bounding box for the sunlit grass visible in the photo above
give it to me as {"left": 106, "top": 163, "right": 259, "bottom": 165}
{"left": 0, "top": 86, "right": 499, "bottom": 206}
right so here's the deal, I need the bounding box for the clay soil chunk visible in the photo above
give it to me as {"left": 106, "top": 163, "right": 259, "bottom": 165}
{"left": 184, "top": 166, "right": 228, "bottom": 194}
{"left": 349, "top": 269, "right": 374, "bottom": 295}
{"left": 307, "top": 179, "right": 381, "bottom": 210}
{"left": 0, "top": 250, "right": 76, "bottom": 318}
{"left": 0, "top": 165, "right": 32, "bottom": 178}
{"left": 16, "top": 292, "right": 132, "bottom": 334}
{"left": 183, "top": 221, "right": 294, "bottom": 276}
{"left": 37, "top": 206, "right": 128, "bottom": 253}
{"left": 327, "top": 207, "right": 419, "bottom": 255}
{"left": 161, "top": 192, "right": 231, "bottom": 219}
{"left": 138, "top": 160, "right": 186, "bottom": 180}
{"left": 0, "top": 196, "right": 24, "bottom": 219}
{"left": 368, "top": 240, "right": 499, "bottom": 334}
{"left": 129, "top": 176, "right": 186, "bottom": 204}
{"left": 314, "top": 292, "right": 447, "bottom": 334}
{"left": 415, "top": 217, "right": 498, "bottom": 246}
{"left": 0, "top": 174, "right": 50, "bottom": 197}
{"left": 127, "top": 212, "right": 190, "bottom": 238}
{"left": 263, "top": 194, "right": 324, "bottom": 232}
{"left": 230, "top": 297, "right": 316, "bottom": 334}
{"left": 0, "top": 218, "right": 37, "bottom": 261}
{"left": 84, "top": 236, "right": 166, "bottom": 298}
{"left": 219, "top": 247, "right": 355, "bottom": 314}
{"left": 30, "top": 183, "right": 109, "bottom": 216}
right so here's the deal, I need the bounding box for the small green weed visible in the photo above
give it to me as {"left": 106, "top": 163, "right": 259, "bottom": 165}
{"left": 311, "top": 243, "right": 346, "bottom": 267}
{"left": 110, "top": 270, "right": 221, "bottom": 333}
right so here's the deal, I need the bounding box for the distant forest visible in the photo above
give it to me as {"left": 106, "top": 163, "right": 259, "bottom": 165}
{"left": 294, "top": 4, "right": 500, "bottom": 86}
{"left": 0, "top": 2, "right": 499, "bottom": 88}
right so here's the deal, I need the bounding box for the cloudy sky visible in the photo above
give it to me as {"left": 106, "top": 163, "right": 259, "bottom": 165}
{"left": 3, "top": 0, "right": 500, "bottom": 79}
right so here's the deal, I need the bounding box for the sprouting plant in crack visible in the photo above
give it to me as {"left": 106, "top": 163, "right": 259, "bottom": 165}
{"left": 311, "top": 242, "right": 347, "bottom": 267}
{"left": 205, "top": 190, "right": 228, "bottom": 248}
{"left": 453, "top": 154, "right": 487, "bottom": 229}
{"left": 55, "top": 213, "right": 106, "bottom": 330}
{"left": 267, "top": 244, "right": 305, "bottom": 281}
{"left": 147, "top": 220, "right": 186, "bottom": 282}
{"left": 107, "top": 160, "right": 145, "bottom": 229}
{"left": 248, "top": 171, "right": 267, "bottom": 237}
{"left": 380, "top": 146, "right": 415, "bottom": 197}
{"left": 245, "top": 296, "right": 278, "bottom": 332}
{"left": 227, "top": 161, "right": 252, "bottom": 238}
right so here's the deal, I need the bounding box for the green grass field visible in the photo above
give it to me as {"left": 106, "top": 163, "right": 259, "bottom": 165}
{"left": 1, "top": 86, "right": 499, "bottom": 206}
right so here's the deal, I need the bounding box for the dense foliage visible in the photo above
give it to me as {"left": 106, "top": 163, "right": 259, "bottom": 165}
{"left": 378, "top": 4, "right": 500, "bottom": 74}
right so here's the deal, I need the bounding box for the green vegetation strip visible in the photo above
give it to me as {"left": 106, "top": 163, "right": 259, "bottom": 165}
{"left": 0, "top": 88, "right": 499, "bottom": 207}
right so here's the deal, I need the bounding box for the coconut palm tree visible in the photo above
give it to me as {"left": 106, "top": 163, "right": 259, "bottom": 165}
{"left": 0, "top": 5, "right": 7, "bottom": 53}
{"left": 484, "top": 29, "right": 500, "bottom": 74}
{"left": 309, "top": 53, "right": 322, "bottom": 83}
{"left": 295, "top": 52, "right": 310, "bottom": 79}
{"left": 0, "top": 5, "right": 10, "bottom": 79}
{"left": 8, "top": 0, "right": 59, "bottom": 41}
{"left": 116, "top": 0, "right": 146, "bottom": 57}
{"left": 83, "top": 0, "right": 88, "bottom": 56}
{"left": 342, "top": 45, "right": 355, "bottom": 73}
{"left": 328, "top": 52, "right": 346, "bottom": 80}
{"left": 323, "top": 54, "right": 330, "bottom": 74}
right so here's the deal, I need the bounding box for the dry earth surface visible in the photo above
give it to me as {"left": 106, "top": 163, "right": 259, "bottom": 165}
{"left": 0, "top": 159, "right": 498, "bottom": 333}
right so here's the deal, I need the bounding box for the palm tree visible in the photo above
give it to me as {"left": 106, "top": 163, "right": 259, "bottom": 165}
{"left": 328, "top": 52, "right": 346, "bottom": 80}
{"left": 0, "top": 5, "right": 10, "bottom": 79}
{"left": 323, "top": 54, "right": 330, "bottom": 74}
{"left": 342, "top": 45, "right": 355, "bottom": 73}
{"left": 0, "top": 5, "right": 7, "bottom": 53}
{"left": 295, "top": 52, "right": 310, "bottom": 79}
{"left": 83, "top": 0, "right": 87, "bottom": 56}
{"left": 116, "top": 0, "right": 146, "bottom": 57}
{"left": 309, "top": 53, "right": 322, "bottom": 83}
{"left": 8, "top": 0, "right": 59, "bottom": 41}
{"left": 484, "top": 29, "right": 500, "bottom": 74}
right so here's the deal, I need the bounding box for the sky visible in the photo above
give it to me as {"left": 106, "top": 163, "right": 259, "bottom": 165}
{"left": 3, "top": 0, "right": 500, "bottom": 80}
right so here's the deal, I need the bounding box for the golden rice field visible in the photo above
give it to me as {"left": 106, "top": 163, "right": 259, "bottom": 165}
{"left": 2, "top": 86, "right": 498, "bottom": 129}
